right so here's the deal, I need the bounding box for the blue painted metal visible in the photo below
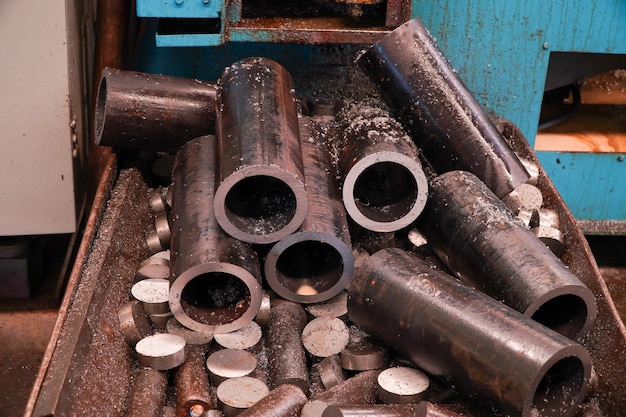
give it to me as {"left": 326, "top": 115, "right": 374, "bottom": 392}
{"left": 412, "top": 1, "right": 626, "bottom": 222}
{"left": 137, "top": 0, "right": 222, "bottom": 18}
{"left": 133, "top": 0, "right": 626, "bottom": 223}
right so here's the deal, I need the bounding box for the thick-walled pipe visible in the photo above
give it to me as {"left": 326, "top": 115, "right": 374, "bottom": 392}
{"left": 169, "top": 136, "right": 263, "bottom": 334}
{"left": 416, "top": 170, "right": 597, "bottom": 341}
{"left": 175, "top": 345, "right": 215, "bottom": 417}
{"left": 348, "top": 248, "right": 592, "bottom": 417}
{"left": 335, "top": 100, "right": 428, "bottom": 232}
{"left": 358, "top": 19, "right": 529, "bottom": 198}
{"left": 213, "top": 57, "right": 308, "bottom": 244}
{"left": 264, "top": 119, "right": 354, "bottom": 303}
{"left": 94, "top": 68, "right": 217, "bottom": 153}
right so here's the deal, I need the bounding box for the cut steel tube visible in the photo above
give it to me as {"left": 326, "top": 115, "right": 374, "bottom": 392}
{"left": 175, "top": 345, "right": 215, "bottom": 417}
{"left": 213, "top": 57, "right": 308, "bottom": 244}
{"left": 169, "top": 136, "right": 263, "bottom": 334}
{"left": 357, "top": 19, "right": 529, "bottom": 198}
{"left": 94, "top": 67, "right": 217, "bottom": 153}
{"left": 335, "top": 100, "right": 428, "bottom": 232}
{"left": 416, "top": 170, "right": 597, "bottom": 340}
{"left": 266, "top": 300, "right": 310, "bottom": 394}
{"left": 348, "top": 248, "right": 592, "bottom": 417}
{"left": 264, "top": 119, "right": 354, "bottom": 303}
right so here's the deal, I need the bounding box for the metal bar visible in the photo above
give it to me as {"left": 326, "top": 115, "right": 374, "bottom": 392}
{"left": 175, "top": 345, "right": 216, "bottom": 417}
{"left": 237, "top": 383, "right": 307, "bottom": 417}
{"left": 126, "top": 368, "right": 168, "bottom": 417}
{"left": 94, "top": 68, "right": 217, "bottom": 153}
{"left": 169, "top": 135, "right": 263, "bottom": 335}
{"left": 264, "top": 118, "right": 353, "bottom": 303}
{"left": 416, "top": 170, "right": 597, "bottom": 341}
{"left": 348, "top": 248, "right": 592, "bottom": 417}
{"left": 357, "top": 18, "right": 529, "bottom": 198}
{"left": 214, "top": 57, "right": 308, "bottom": 245}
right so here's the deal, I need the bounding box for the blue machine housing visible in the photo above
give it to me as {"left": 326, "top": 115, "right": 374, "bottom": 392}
{"left": 133, "top": 0, "right": 626, "bottom": 232}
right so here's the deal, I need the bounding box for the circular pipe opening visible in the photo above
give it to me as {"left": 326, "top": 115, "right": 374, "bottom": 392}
{"left": 180, "top": 272, "right": 251, "bottom": 326}
{"left": 94, "top": 76, "right": 108, "bottom": 142}
{"left": 353, "top": 162, "right": 418, "bottom": 223}
{"left": 532, "top": 356, "right": 585, "bottom": 416}
{"left": 275, "top": 240, "right": 344, "bottom": 296}
{"left": 530, "top": 294, "right": 588, "bottom": 340}
{"left": 224, "top": 175, "right": 297, "bottom": 236}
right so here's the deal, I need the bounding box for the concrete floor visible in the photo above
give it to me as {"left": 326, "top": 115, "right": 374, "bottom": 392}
{"left": 0, "top": 235, "right": 624, "bottom": 417}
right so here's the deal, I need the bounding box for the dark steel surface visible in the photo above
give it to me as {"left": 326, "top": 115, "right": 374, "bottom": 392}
{"left": 336, "top": 100, "right": 428, "bottom": 232}
{"left": 169, "top": 136, "right": 262, "bottom": 334}
{"left": 175, "top": 345, "right": 215, "bottom": 417}
{"left": 214, "top": 57, "right": 308, "bottom": 244}
{"left": 322, "top": 403, "right": 419, "bottom": 417}
{"left": 238, "top": 383, "right": 307, "bottom": 417}
{"left": 266, "top": 301, "right": 309, "bottom": 393}
{"left": 348, "top": 248, "right": 592, "bottom": 417}
{"left": 417, "top": 170, "right": 597, "bottom": 341}
{"left": 126, "top": 367, "right": 168, "bottom": 417}
{"left": 415, "top": 401, "right": 466, "bottom": 417}
{"left": 312, "top": 369, "right": 381, "bottom": 404}
{"left": 94, "top": 68, "right": 217, "bottom": 153}
{"left": 358, "top": 19, "right": 529, "bottom": 198}
{"left": 264, "top": 118, "right": 354, "bottom": 303}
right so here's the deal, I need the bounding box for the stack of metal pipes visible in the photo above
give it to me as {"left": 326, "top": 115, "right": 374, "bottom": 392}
{"left": 99, "top": 19, "right": 598, "bottom": 417}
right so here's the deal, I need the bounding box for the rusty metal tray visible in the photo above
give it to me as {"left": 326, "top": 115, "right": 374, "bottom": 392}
{"left": 25, "top": 127, "right": 626, "bottom": 416}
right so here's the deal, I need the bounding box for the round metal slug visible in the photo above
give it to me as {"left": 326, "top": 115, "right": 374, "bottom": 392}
{"left": 501, "top": 183, "right": 544, "bottom": 215}
{"left": 148, "top": 186, "right": 169, "bottom": 214}
{"left": 135, "top": 255, "right": 170, "bottom": 281}
{"left": 254, "top": 292, "right": 272, "bottom": 328}
{"left": 216, "top": 376, "right": 270, "bottom": 417}
{"left": 166, "top": 317, "right": 214, "bottom": 347}
{"left": 376, "top": 367, "right": 430, "bottom": 404}
{"left": 306, "top": 291, "right": 348, "bottom": 319}
{"left": 518, "top": 157, "right": 540, "bottom": 186}
{"left": 169, "top": 136, "right": 263, "bottom": 335}
{"left": 301, "top": 317, "right": 350, "bottom": 358}
{"left": 154, "top": 212, "right": 171, "bottom": 250}
{"left": 318, "top": 355, "right": 345, "bottom": 390}
{"left": 213, "top": 57, "right": 308, "bottom": 245}
{"left": 135, "top": 333, "right": 187, "bottom": 371}
{"left": 131, "top": 278, "right": 170, "bottom": 315}
{"left": 117, "top": 300, "right": 153, "bottom": 347}
{"left": 340, "top": 337, "right": 389, "bottom": 371}
{"left": 336, "top": 100, "right": 428, "bottom": 233}
{"left": 214, "top": 320, "right": 263, "bottom": 350}
{"left": 146, "top": 230, "right": 164, "bottom": 254}
{"left": 206, "top": 348, "right": 258, "bottom": 385}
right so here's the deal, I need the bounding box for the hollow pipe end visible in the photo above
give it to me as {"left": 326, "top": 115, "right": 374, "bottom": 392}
{"left": 264, "top": 231, "right": 354, "bottom": 304}
{"left": 214, "top": 166, "right": 308, "bottom": 245}
{"left": 169, "top": 262, "right": 263, "bottom": 335}
{"left": 342, "top": 151, "right": 428, "bottom": 232}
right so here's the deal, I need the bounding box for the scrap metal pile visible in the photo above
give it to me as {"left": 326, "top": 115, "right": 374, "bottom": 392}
{"left": 96, "top": 19, "right": 600, "bottom": 417}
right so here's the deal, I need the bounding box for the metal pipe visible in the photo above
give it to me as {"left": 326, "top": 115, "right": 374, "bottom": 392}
{"left": 94, "top": 68, "right": 217, "bottom": 153}
{"left": 169, "top": 136, "right": 263, "bottom": 334}
{"left": 264, "top": 118, "right": 354, "bottom": 303}
{"left": 357, "top": 19, "right": 529, "bottom": 198}
{"left": 335, "top": 100, "right": 428, "bottom": 232}
{"left": 266, "top": 300, "right": 309, "bottom": 394}
{"left": 213, "top": 57, "right": 308, "bottom": 244}
{"left": 416, "top": 170, "right": 597, "bottom": 340}
{"left": 126, "top": 367, "right": 168, "bottom": 417}
{"left": 175, "top": 345, "right": 215, "bottom": 417}
{"left": 348, "top": 248, "right": 592, "bottom": 417}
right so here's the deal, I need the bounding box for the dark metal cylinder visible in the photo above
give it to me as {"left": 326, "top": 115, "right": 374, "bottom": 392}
{"left": 266, "top": 301, "right": 309, "bottom": 393}
{"left": 264, "top": 119, "right": 354, "bottom": 303}
{"left": 126, "top": 367, "right": 168, "bottom": 417}
{"left": 357, "top": 19, "right": 529, "bottom": 198}
{"left": 335, "top": 100, "right": 428, "bottom": 232}
{"left": 348, "top": 248, "right": 592, "bottom": 417}
{"left": 417, "top": 170, "right": 597, "bottom": 340}
{"left": 175, "top": 345, "right": 215, "bottom": 417}
{"left": 313, "top": 369, "right": 382, "bottom": 404}
{"left": 94, "top": 68, "right": 217, "bottom": 153}
{"left": 213, "top": 57, "right": 308, "bottom": 244}
{"left": 169, "top": 136, "right": 263, "bottom": 334}
{"left": 414, "top": 401, "right": 465, "bottom": 417}
{"left": 237, "top": 384, "right": 307, "bottom": 417}
{"left": 322, "top": 404, "right": 419, "bottom": 417}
